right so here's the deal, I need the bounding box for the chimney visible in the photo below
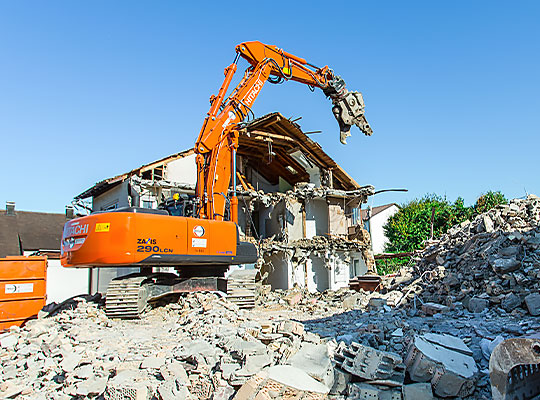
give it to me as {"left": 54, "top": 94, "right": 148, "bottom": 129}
{"left": 65, "top": 206, "right": 74, "bottom": 219}
{"left": 6, "top": 201, "right": 15, "bottom": 216}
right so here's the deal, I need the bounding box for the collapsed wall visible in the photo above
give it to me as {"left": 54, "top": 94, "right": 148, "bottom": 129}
{"left": 239, "top": 183, "right": 376, "bottom": 292}
{"left": 387, "top": 195, "right": 540, "bottom": 316}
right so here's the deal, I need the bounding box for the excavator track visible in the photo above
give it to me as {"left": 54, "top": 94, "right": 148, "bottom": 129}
{"left": 105, "top": 276, "right": 149, "bottom": 319}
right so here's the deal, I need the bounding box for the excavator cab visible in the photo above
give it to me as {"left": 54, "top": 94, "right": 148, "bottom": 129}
{"left": 159, "top": 194, "right": 195, "bottom": 217}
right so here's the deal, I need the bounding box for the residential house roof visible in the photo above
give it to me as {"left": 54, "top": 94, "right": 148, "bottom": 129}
{"left": 0, "top": 210, "right": 68, "bottom": 258}
{"left": 76, "top": 112, "right": 360, "bottom": 199}
{"left": 76, "top": 149, "right": 195, "bottom": 200}
{"left": 360, "top": 203, "right": 399, "bottom": 221}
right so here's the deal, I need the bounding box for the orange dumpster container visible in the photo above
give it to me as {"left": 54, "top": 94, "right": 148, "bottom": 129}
{"left": 0, "top": 256, "right": 47, "bottom": 330}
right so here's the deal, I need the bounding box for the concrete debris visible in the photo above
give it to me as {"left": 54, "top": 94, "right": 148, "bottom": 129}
{"left": 335, "top": 341, "right": 405, "bottom": 386}
{"left": 233, "top": 365, "right": 329, "bottom": 399}
{"left": 402, "top": 382, "right": 434, "bottom": 400}
{"left": 387, "top": 195, "right": 540, "bottom": 317}
{"left": 468, "top": 296, "right": 489, "bottom": 313}
{"left": 347, "top": 382, "right": 401, "bottom": 400}
{"left": 405, "top": 335, "right": 477, "bottom": 397}
{"left": 4, "top": 194, "right": 540, "bottom": 400}
{"left": 524, "top": 292, "right": 540, "bottom": 316}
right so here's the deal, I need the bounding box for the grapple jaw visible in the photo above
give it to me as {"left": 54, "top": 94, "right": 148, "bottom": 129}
{"left": 489, "top": 336, "right": 540, "bottom": 400}
{"left": 324, "top": 76, "right": 373, "bottom": 144}
{"left": 332, "top": 91, "right": 373, "bottom": 144}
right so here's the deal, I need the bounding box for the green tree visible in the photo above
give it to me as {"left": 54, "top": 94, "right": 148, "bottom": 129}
{"left": 378, "top": 191, "right": 507, "bottom": 274}
{"left": 474, "top": 191, "right": 507, "bottom": 214}
{"left": 383, "top": 194, "right": 473, "bottom": 253}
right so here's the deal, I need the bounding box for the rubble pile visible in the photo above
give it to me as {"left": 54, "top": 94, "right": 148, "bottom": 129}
{"left": 0, "top": 294, "right": 336, "bottom": 400}
{"left": 389, "top": 195, "right": 540, "bottom": 315}
{"left": 2, "top": 288, "right": 538, "bottom": 399}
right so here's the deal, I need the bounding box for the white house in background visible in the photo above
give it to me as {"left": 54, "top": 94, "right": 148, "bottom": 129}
{"left": 361, "top": 203, "right": 400, "bottom": 254}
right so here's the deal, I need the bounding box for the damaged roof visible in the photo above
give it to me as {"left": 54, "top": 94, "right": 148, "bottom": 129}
{"left": 0, "top": 210, "right": 68, "bottom": 257}
{"left": 76, "top": 149, "right": 195, "bottom": 199}
{"left": 239, "top": 113, "right": 359, "bottom": 190}
{"left": 360, "top": 203, "right": 399, "bottom": 220}
{"left": 76, "top": 112, "right": 360, "bottom": 199}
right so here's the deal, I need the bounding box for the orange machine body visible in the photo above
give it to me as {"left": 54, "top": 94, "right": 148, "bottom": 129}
{"left": 0, "top": 256, "right": 47, "bottom": 330}
{"left": 61, "top": 211, "right": 240, "bottom": 268}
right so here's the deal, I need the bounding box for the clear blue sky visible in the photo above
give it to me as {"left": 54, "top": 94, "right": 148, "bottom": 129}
{"left": 1, "top": 1, "right": 539, "bottom": 213}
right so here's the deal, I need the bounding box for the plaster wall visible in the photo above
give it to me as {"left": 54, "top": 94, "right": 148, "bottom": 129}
{"left": 24, "top": 252, "right": 90, "bottom": 303}
{"left": 285, "top": 200, "right": 303, "bottom": 241}
{"left": 305, "top": 198, "right": 328, "bottom": 237}
{"left": 165, "top": 154, "right": 197, "bottom": 185}
{"left": 370, "top": 205, "right": 399, "bottom": 254}
{"left": 93, "top": 181, "right": 130, "bottom": 211}
{"left": 328, "top": 198, "right": 347, "bottom": 236}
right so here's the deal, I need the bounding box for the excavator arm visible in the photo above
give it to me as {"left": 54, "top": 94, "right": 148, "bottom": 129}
{"left": 194, "top": 41, "right": 373, "bottom": 222}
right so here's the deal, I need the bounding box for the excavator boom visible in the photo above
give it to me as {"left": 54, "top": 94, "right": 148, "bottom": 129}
{"left": 195, "top": 41, "right": 373, "bottom": 221}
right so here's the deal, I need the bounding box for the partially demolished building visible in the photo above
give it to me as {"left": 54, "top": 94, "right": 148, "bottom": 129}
{"left": 76, "top": 113, "right": 375, "bottom": 293}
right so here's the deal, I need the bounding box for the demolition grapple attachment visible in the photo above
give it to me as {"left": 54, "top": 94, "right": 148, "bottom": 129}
{"left": 324, "top": 76, "right": 373, "bottom": 144}
{"left": 489, "top": 336, "right": 540, "bottom": 400}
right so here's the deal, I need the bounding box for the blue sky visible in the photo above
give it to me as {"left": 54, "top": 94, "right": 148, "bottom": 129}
{"left": 1, "top": 1, "right": 539, "bottom": 213}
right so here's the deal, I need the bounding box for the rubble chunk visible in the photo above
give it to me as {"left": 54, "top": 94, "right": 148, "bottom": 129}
{"left": 501, "top": 292, "right": 521, "bottom": 312}
{"left": 348, "top": 382, "right": 401, "bottom": 400}
{"left": 335, "top": 342, "right": 405, "bottom": 386}
{"left": 233, "top": 365, "right": 329, "bottom": 399}
{"left": 405, "top": 335, "right": 477, "bottom": 397}
{"left": 468, "top": 297, "right": 489, "bottom": 313}
{"left": 402, "top": 382, "right": 434, "bottom": 400}
{"left": 524, "top": 292, "right": 540, "bottom": 316}
{"left": 287, "top": 342, "right": 334, "bottom": 387}
{"left": 421, "top": 302, "right": 449, "bottom": 315}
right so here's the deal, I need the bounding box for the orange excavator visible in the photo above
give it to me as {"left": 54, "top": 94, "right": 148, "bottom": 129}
{"left": 61, "top": 41, "right": 373, "bottom": 318}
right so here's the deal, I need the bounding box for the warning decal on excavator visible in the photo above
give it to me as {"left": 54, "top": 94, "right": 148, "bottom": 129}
{"left": 192, "top": 238, "right": 207, "bottom": 248}
{"left": 95, "top": 223, "right": 110, "bottom": 232}
{"left": 5, "top": 283, "right": 34, "bottom": 294}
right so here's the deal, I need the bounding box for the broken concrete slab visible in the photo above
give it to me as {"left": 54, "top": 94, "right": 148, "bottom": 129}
{"left": 335, "top": 342, "right": 405, "bottom": 386}
{"left": 405, "top": 335, "right": 477, "bottom": 397}
{"left": 75, "top": 376, "right": 108, "bottom": 397}
{"left": 157, "top": 378, "right": 191, "bottom": 400}
{"left": 348, "top": 382, "right": 401, "bottom": 400}
{"left": 0, "top": 332, "right": 17, "bottom": 348}
{"left": 160, "top": 361, "right": 189, "bottom": 385}
{"left": 422, "top": 332, "right": 473, "bottom": 356}
{"left": 468, "top": 296, "right": 489, "bottom": 313}
{"left": 421, "top": 302, "right": 449, "bottom": 316}
{"left": 524, "top": 292, "right": 540, "bottom": 316}
{"left": 402, "top": 382, "right": 434, "bottom": 400}
{"left": 60, "top": 352, "right": 82, "bottom": 372}
{"left": 329, "top": 368, "right": 351, "bottom": 395}
{"left": 287, "top": 342, "right": 334, "bottom": 387}
{"left": 140, "top": 356, "right": 165, "bottom": 369}
{"left": 501, "top": 292, "right": 522, "bottom": 312}
{"left": 233, "top": 365, "right": 329, "bottom": 400}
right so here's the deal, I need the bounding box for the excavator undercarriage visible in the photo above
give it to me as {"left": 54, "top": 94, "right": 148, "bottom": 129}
{"left": 105, "top": 268, "right": 227, "bottom": 318}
